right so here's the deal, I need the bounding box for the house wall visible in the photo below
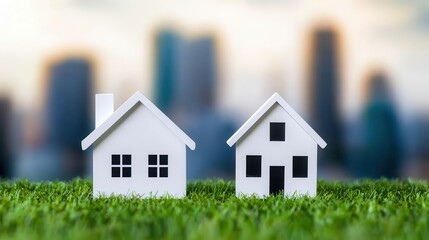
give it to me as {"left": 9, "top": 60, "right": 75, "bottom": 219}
{"left": 93, "top": 103, "right": 186, "bottom": 198}
{"left": 236, "top": 103, "right": 318, "bottom": 197}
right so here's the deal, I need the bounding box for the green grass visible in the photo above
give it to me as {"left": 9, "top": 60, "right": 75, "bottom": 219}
{"left": 0, "top": 179, "right": 428, "bottom": 240}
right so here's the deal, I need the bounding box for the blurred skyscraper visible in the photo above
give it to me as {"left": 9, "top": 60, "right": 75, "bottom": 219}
{"left": 13, "top": 57, "right": 93, "bottom": 180}
{"left": 356, "top": 72, "right": 402, "bottom": 178}
{"left": 177, "top": 37, "right": 216, "bottom": 112}
{"left": 310, "top": 28, "right": 344, "bottom": 166}
{"left": 0, "top": 97, "right": 11, "bottom": 177}
{"left": 154, "top": 29, "right": 235, "bottom": 179}
{"left": 154, "top": 30, "right": 182, "bottom": 114}
{"left": 45, "top": 57, "right": 93, "bottom": 178}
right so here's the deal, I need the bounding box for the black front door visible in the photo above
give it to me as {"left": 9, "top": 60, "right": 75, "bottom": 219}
{"left": 269, "top": 166, "right": 285, "bottom": 195}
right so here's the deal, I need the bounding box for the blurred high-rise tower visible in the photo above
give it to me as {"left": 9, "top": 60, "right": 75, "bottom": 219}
{"left": 309, "top": 28, "right": 343, "bottom": 165}
{"left": 154, "top": 29, "right": 235, "bottom": 179}
{"left": 359, "top": 72, "right": 401, "bottom": 178}
{"left": 45, "top": 57, "right": 93, "bottom": 178}
{"left": 177, "top": 37, "right": 216, "bottom": 113}
{"left": 154, "top": 30, "right": 182, "bottom": 114}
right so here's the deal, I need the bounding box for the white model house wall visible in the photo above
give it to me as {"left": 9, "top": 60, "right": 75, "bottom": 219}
{"left": 235, "top": 102, "right": 318, "bottom": 197}
{"left": 93, "top": 103, "right": 186, "bottom": 198}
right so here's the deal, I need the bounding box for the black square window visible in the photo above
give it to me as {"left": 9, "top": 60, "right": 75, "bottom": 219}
{"left": 148, "top": 155, "right": 157, "bottom": 165}
{"left": 160, "top": 155, "right": 168, "bottom": 165}
{"left": 148, "top": 154, "right": 169, "bottom": 178}
{"left": 160, "top": 167, "right": 168, "bottom": 177}
{"left": 246, "top": 155, "right": 262, "bottom": 177}
{"left": 123, "top": 155, "right": 131, "bottom": 165}
{"left": 148, "top": 167, "right": 157, "bottom": 177}
{"left": 293, "top": 156, "right": 308, "bottom": 178}
{"left": 270, "top": 122, "right": 285, "bottom": 141}
{"left": 122, "top": 167, "right": 131, "bottom": 177}
{"left": 112, "top": 155, "right": 121, "bottom": 165}
{"left": 112, "top": 167, "right": 121, "bottom": 177}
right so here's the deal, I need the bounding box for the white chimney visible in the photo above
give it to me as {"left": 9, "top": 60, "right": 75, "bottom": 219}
{"left": 95, "top": 94, "right": 114, "bottom": 128}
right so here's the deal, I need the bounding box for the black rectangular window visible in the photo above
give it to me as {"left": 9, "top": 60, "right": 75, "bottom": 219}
{"left": 293, "top": 156, "right": 308, "bottom": 178}
{"left": 246, "top": 155, "right": 261, "bottom": 177}
{"left": 111, "top": 154, "right": 132, "bottom": 178}
{"left": 270, "top": 122, "right": 285, "bottom": 141}
{"left": 148, "top": 167, "right": 157, "bottom": 177}
{"left": 112, "top": 167, "right": 120, "bottom": 178}
{"left": 160, "top": 155, "right": 168, "bottom": 165}
{"left": 148, "top": 155, "right": 157, "bottom": 165}
{"left": 148, "top": 155, "right": 169, "bottom": 178}
{"left": 160, "top": 167, "right": 168, "bottom": 178}
{"left": 112, "top": 154, "right": 121, "bottom": 165}
{"left": 123, "top": 167, "right": 131, "bottom": 177}
{"left": 123, "top": 155, "right": 132, "bottom": 165}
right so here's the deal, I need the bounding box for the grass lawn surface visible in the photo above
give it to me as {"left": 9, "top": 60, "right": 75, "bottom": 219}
{"left": 0, "top": 179, "right": 428, "bottom": 239}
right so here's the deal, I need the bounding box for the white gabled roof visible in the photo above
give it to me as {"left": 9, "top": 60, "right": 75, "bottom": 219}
{"left": 226, "top": 93, "right": 327, "bottom": 148}
{"left": 81, "top": 91, "right": 196, "bottom": 151}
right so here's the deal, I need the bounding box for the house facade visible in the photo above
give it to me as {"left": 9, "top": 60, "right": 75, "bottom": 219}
{"left": 227, "top": 93, "right": 326, "bottom": 197}
{"left": 82, "top": 92, "right": 195, "bottom": 198}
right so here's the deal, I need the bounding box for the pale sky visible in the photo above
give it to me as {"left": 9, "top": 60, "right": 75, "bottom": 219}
{"left": 0, "top": 0, "right": 428, "bottom": 118}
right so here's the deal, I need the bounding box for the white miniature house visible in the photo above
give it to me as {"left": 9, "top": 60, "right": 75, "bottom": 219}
{"left": 227, "top": 93, "right": 327, "bottom": 197}
{"left": 81, "top": 91, "right": 195, "bottom": 198}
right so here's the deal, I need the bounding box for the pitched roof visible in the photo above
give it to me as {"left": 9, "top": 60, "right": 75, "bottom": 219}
{"left": 81, "top": 91, "right": 196, "bottom": 150}
{"left": 226, "top": 93, "right": 327, "bottom": 148}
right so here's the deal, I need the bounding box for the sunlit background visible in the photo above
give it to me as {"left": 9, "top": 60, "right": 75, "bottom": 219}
{"left": 1, "top": 0, "right": 429, "bottom": 180}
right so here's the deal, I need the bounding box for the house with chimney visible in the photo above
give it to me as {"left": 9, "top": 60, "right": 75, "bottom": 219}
{"left": 81, "top": 91, "right": 195, "bottom": 198}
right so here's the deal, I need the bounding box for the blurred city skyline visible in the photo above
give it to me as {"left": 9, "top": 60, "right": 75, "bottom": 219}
{"left": 0, "top": 0, "right": 429, "bottom": 180}
{"left": 0, "top": 0, "right": 428, "bottom": 117}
